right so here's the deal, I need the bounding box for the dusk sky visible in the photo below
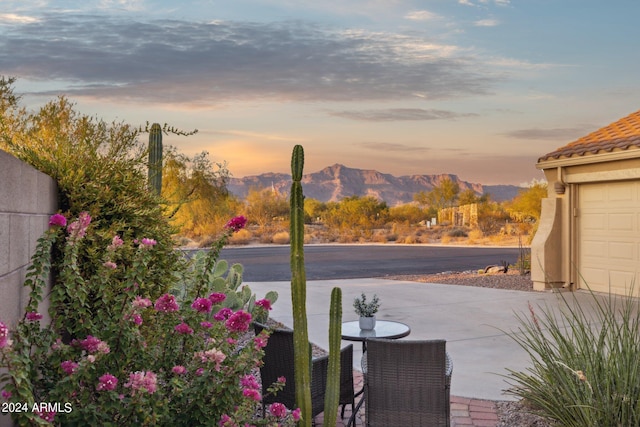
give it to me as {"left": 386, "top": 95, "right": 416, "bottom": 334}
{"left": 1, "top": 1, "right": 639, "bottom": 185}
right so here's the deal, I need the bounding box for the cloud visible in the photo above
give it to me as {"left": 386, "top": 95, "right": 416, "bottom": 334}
{"left": 404, "top": 10, "right": 439, "bottom": 21}
{"left": 0, "top": 13, "right": 497, "bottom": 105}
{"left": 0, "top": 13, "right": 40, "bottom": 24}
{"left": 329, "top": 108, "right": 478, "bottom": 122}
{"left": 502, "top": 127, "right": 589, "bottom": 141}
{"left": 358, "top": 142, "right": 431, "bottom": 152}
{"left": 474, "top": 19, "right": 499, "bottom": 27}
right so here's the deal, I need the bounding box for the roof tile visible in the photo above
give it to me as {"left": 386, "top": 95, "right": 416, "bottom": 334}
{"left": 538, "top": 109, "right": 640, "bottom": 162}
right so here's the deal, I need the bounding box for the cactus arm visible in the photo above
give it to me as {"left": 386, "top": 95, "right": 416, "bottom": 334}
{"left": 148, "top": 123, "right": 163, "bottom": 195}
{"left": 290, "top": 145, "right": 313, "bottom": 426}
{"left": 323, "top": 287, "right": 343, "bottom": 427}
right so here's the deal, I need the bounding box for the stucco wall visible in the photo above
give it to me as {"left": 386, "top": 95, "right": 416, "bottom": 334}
{"left": 0, "top": 149, "right": 57, "bottom": 427}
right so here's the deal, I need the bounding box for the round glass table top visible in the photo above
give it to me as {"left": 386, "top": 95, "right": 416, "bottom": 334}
{"left": 341, "top": 320, "right": 411, "bottom": 341}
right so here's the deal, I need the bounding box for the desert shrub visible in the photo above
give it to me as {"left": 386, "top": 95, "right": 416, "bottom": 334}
{"left": 272, "top": 231, "right": 291, "bottom": 244}
{"left": 504, "top": 289, "right": 640, "bottom": 426}
{"left": 447, "top": 227, "right": 468, "bottom": 238}
{"left": 229, "top": 229, "right": 252, "bottom": 245}
{"left": 0, "top": 214, "right": 295, "bottom": 426}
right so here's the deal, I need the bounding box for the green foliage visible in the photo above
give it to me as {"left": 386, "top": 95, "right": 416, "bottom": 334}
{"left": 324, "top": 196, "right": 388, "bottom": 237}
{"left": 504, "top": 288, "right": 640, "bottom": 426}
{"left": 388, "top": 204, "right": 427, "bottom": 224}
{"left": 413, "top": 177, "right": 460, "bottom": 211}
{"left": 0, "top": 83, "right": 184, "bottom": 336}
{"left": 353, "top": 293, "right": 380, "bottom": 317}
{"left": 163, "top": 147, "right": 236, "bottom": 239}
{"left": 0, "top": 214, "right": 291, "bottom": 426}
{"left": 245, "top": 187, "right": 290, "bottom": 229}
{"left": 506, "top": 181, "right": 547, "bottom": 223}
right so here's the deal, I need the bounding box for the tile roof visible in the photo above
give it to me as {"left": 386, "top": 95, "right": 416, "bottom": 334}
{"left": 538, "top": 109, "right": 640, "bottom": 162}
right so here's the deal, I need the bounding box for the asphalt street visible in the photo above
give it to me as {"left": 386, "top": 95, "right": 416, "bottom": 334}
{"left": 190, "top": 244, "right": 525, "bottom": 281}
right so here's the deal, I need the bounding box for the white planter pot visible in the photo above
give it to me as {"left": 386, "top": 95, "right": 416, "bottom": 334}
{"left": 359, "top": 316, "right": 376, "bottom": 330}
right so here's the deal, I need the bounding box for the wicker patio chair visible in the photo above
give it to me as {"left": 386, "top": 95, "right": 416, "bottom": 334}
{"left": 254, "top": 323, "right": 355, "bottom": 422}
{"left": 364, "top": 338, "right": 452, "bottom": 427}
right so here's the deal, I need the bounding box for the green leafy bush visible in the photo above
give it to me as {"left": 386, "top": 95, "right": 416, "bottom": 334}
{"left": 0, "top": 214, "right": 295, "bottom": 426}
{"left": 504, "top": 288, "right": 640, "bottom": 426}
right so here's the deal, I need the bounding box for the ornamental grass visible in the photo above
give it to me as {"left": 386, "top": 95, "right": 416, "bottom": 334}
{"left": 504, "top": 284, "right": 640, "bottom": 427}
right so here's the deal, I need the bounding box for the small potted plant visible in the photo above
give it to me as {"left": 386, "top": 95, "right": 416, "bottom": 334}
{"left": 353, "top": 293, "right": 380, "bottom": 330}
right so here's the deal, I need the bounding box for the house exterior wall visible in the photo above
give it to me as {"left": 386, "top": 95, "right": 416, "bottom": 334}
{"left": 532, "top": 149, "right": 640, "bottom": 291}
{"left": 0, "top": 150, "right": 57, "bottom": 427}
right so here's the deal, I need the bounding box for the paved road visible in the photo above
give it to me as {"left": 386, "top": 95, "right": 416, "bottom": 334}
{"left": 193, "top": 245, "right": 523, "bottom": 281}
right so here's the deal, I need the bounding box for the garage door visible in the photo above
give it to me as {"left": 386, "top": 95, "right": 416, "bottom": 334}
{"left": 578, "top": 181, "right": 640, "bottom": 295}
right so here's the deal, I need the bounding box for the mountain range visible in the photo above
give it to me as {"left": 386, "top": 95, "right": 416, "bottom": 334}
{"left": 228, "top": 164, "right": 522, "bottom": 205}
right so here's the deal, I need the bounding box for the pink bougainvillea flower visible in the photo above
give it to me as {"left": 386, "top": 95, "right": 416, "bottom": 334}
{"left": 195, "top": 368, "right": 204, "bottom": 376}
{"left": 0, "top": 322, "right": 8, "bottom": 348}
{"left": 79, "top": 335, "right": 110, "bottom": 354}
{"left": 208, "top": 292, "right": 226, "bottom": 304}
{"left": 128, "top": 313, "right": 143, "bottom": 325}
{"left": 132, "top": 296, "right": 152, "bottom": 309}
{"left": 103, "top": 261, "right": 117, "bottom": 269}
{"left": 292, "top": 408, "right": 301, "bottom": 421}
{"left": 277, "top": 376, "right": 286, "bottom": 384}
{"left": 26, "top": 312, "right": 43, "bottom": 321}
{"left": 61, "top": 360, "right": 79, "bottom": 375}
{"left": 36, "top": 410, "right": 56, "bottom": 423}
{"left": 1, "top": 390, "right": 11, "bottom": 400}
{"left": 194, "top": 348, "right": 226, "bottom": 371}
{"left": 124, "top": 371, "right": 157, "bottom": 395}
{"left": 225, "top": 310, "right": 252, "bottom": 333}
{"left": 242, "top": 388, "right": 261, "bottom": 401}
{"left": 191, "top": 297, "right": 212, "bottom": 314}
{"left": 174, "top": 322, "right": 194, "bottom": 335}
{"left": 67, "top": 212, "right": 91, "bottom": 243}
{"left": 240, "top": 374, "right": 260, "bottom": 390}
{"left": 200, "top": 321, "right": 213, "bottom": 329}
{"left": 48, "top": 213, "right": 67, "bottom": 227}
{"left": 218, "top": 414, "right": 233, "bottom": 427}
{"left": 213, "top": 307, "right": 233, "bottom": 321}
{"left": 172, "top": 365, "right": 187, "bottom": 375}
{"left": 269, "top": 402, "right": 287, "bottom": 418}
{"left": 139, "top": 237, "right": 157, "bottom": 248}
{"left": 253, "top": 336, "right": 268, "bottom": 350}
{"left": 107, "top": 235, "right": 124, "bottom": 251}
{"left": 225, "top": 215, "right": 247, "bottom": 232}
{"left": 96, "top": 373, "right": 118, "bottom": 391}
{"left": 154, "top": 294, "right": 179, "bottom": 312}
{"left": 255, "top": 298, "right": 272, "bottom": 311}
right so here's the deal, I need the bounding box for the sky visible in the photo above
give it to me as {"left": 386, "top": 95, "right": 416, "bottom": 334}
{"left": 1, "top": 1, "right": 640, "bottom": 186}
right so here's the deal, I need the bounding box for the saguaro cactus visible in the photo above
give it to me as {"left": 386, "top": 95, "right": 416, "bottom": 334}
{"left": 290, "top": 145, "right": 312, "bottom": 424}
{"left": 148, "top": 123, "right": 163, "bottom": 194}
{"left": 289, "top": 145, "right": 342, "bottom": 427}
{"left": 323, "top": 287, "right": 343, "bottom": 427}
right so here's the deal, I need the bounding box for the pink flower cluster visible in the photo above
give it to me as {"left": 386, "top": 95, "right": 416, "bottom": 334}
{"left": 96, "top": 373, "right": 118, "bottom": 391}
{"left": 191, "top": 297, "right": 212, "bottom": 313}
{"left": 154, "top": 294, "right": 179, "bottom": 312}
{"left": 225, "top": 215, "right": 247, "bottom": 232}
{"left": 172, "top": 365, "right": 187, "bottom": 375}
{"left": 48, "top": 213, "right": 67, "bottom": 227}
{"left": 194, "top": 348, "right": 226, "bottom": 371}
{"left": 124, "top": 371, "right": 157, "bottom": 395}
{"left": 225, "top": 310, "right": 252, "bottom": 333}
{"left": 61, "top": 360, "right": 79, "bottom": 375}
{"left": 209, "top": 292, "right": 226, "bottom": 304}
{"left": 133, "top": 296, "right": 152, "bottom": 309}
{"left": 139, "top": 237, "right": 157, "bottom": 249}
{"left": 79, "top": 335, "right": 110, "bottom": 354}
{"left": 255, "top": 298, "right": 272, "bottom": 311}
{"left": 107, "top": 235, "right": 124, "bottom": 251}
{"left": 174, "top": 322, "right": 194, "bottom": 335}
{"left": 26, "top": 312, "right": 43, "bottom": 321}
{"left": 67, "top": 211, "right": 91, "bottom": 243}
{"left": 0, "top": 322, "right": 8, "bottom": 349}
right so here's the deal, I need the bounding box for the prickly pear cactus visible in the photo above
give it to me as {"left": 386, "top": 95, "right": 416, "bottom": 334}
{"left": 148, "top": 123, "right": 163, "bottom": 194}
